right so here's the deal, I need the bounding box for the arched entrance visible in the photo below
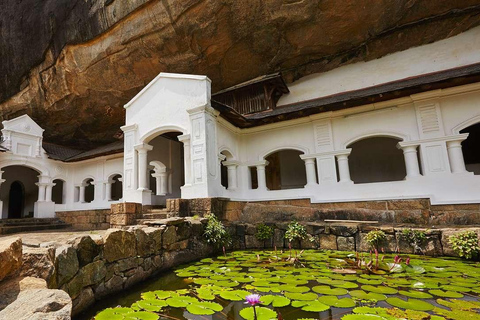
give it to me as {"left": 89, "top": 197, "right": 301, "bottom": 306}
{"left": 8, "top": 181, "right": 24, "bottom": 219}
{"left": 146, "top": 131, "right": 185, "bottom": 205}
{"left": 265, "top": 149, "right": 307, "bottom": 190}
{"left": 347, "top": 136, "right": 406, "bottom": 184}
{"left": 460, "top": 122, "right": 480, "bottom": 175}
{"left": 0, "top": 165, "right": 39, "bottom": 219}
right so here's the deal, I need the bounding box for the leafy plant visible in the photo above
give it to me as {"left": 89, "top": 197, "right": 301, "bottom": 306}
{"left": 284, "top": 221, "right": 311, "bottom": 244}
{"left": 255, "top": 224, "right": 274, "bottom": 245}
{"left": 203, "top": 213, "right": 231, "bottom": 252}
{"left": 364, "top": 230, "right": 387, "bottom": 249}
{"left": 400, "top": 228, "right": 426, "bottom": 254}
{"left": 448, "top": 230, "right": 480, "bottom": 260}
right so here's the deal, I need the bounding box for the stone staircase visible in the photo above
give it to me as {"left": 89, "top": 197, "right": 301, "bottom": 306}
{"left": 0, "top": 218, "right": 71, "bottom": 235}
{"left": 136, "top": 206, "right": 176, "bottom": 225}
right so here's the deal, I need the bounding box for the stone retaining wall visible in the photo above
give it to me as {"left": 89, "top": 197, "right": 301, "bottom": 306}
{"left": 226, "top": 222, "right": 480, "bottom": 257}
{"left": 167, "top": 197, "right": 480, "bottom": 226}
{"left": 19, "top": 218, "right": 211, "bottom": 316}
{"left": 56, "top": 210, "right": 111, "bottom": 230}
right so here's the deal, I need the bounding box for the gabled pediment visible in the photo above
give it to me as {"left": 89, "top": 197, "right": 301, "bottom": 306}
{"left": 2, "top": 114, "right": 44, "bottom": 137}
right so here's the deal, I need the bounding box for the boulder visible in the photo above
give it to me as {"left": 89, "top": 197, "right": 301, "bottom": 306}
{"left": 0, "top": 237, "right": 22, "bottom": 282}
{"left": 103, "top": 229, "right": 137, "bottom": 262}
{"left": 0, "top": 289, "right": 71, "bottom": 320}
{"left": 0, "top": 276, "right": 47, "bottom": 311}
{"left": 20, "top": 246, "right": 55, "bottom": 283}
{"left": 69, "top": 236, "right": 101, "bottom": 267}
{"left": 319, "top": 234, "right": 337, "bottom": 250}
{"left": 337, "top": 236, "right": 355, "bottom": 251}
{"left": 54, "top": 246, "right": 79, "bottom": 287}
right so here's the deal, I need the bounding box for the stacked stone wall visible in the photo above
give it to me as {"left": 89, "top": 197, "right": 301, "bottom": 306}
{"left": 56, "top": 210, "right": 111, "bottom": 230}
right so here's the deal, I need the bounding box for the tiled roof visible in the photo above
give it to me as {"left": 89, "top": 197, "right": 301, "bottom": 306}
{"left": 43, "top": 140, "right": 124, "bottom": 162}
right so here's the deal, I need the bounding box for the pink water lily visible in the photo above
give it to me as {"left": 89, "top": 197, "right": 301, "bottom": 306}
{"left": 245, "top": 294, "right": 261, "bottom": 306}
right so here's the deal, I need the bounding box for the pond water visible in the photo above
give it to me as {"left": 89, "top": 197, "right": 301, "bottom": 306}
{"left": 78, "top": 250, "right": 480, "bottom": 320}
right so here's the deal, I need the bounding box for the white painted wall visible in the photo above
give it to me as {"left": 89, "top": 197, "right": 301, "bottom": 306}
{"left": 278, "top": 26, "right": 480, "bottom": 106}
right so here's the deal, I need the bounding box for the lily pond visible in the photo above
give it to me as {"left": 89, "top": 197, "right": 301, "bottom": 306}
{"left": 82, "top": 250, "right": 480, "bottom": 320}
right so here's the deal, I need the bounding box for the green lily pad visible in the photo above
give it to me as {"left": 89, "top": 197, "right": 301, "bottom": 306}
{"left": 317, "top": 296, "right": 356, "bottom": 308}
{"left": 165, "top": 296, "right": 198, "bottom": 308}
{"left": 312, "top": 285, "right": 348, "bottom": 296}
{"left": 436, "top": 299, "right": 480, "bottom": 311}
{"left": 362, "top": 285, "right": 398, "bottom": 295}
{"left": 292, "top": 300, "right": 330, "bottom": 312}
{"left": 278, "top": 285, "right": 310, "bottom": 293}
{"left": 284, "top": 292, "right": 318, "bottom": 301}
{"left": 428, "top": 290, "right": 464, "bottom": 298}
{"left": 218, "top": 290, "right": 250, "bottom": 301}
{"left": 186, "top": 301, "right": 223, "bottom": 315}
{"left": 95, "top": 308, "right": 159, "bottom": 320}
{"left": 398, "top": 290, "right": 433, "bottom": 299}
{"left": 196, "top": 288, "right": 215, "bottom": 300}
{"left": 260, "top": 295, "right": 291, "bottom": 307}
{"left": 342, "top": 315, "right": 389, "bottom": 320}
{"left": 239, "top": 306, "right": 277, "bottom": 320}
{"left": 386, "top": 297, "right": 434, "bottom": 311}
{"left": 349, "top": 290, "right": 387, "bottom": 301}
{"left": 132, "top": 299, "right": 167, "bottom": 312}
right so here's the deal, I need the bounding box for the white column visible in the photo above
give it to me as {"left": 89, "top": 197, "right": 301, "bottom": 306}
{"left": 256, "top": 161, "right": 269, "bottom": 191}
{"left": 45, "top": 183, "right": 55, "bottom": 202}
{"left": 135, "top": 144, "right": 153, "bottom": 191}
{"left": 151, "top": 172, "right": 168, "bottom": 196}
{"left": 223, "top": 161, "right": 239, "bottom": 190}
{"left": 177, "top": 134, "right": 191, "bottom": 187}
{"left": 398, "top": 143, "right": 421, "bottom": 178}
{"left": 0, "top": 171, "right": 5, "bottom": 219}
{"left": 105, "top": 182, "right": 112, "bottom": 201}
{"left": 447, "top": 139, "right": 468, "bottom": 174}
{"left": 36, "top": 183, "right": 46, "bottom": 202}
{"left": 79, "top": 184, "right": 86, "bottom": 203}
{"left": 302, "top": 158, "right": 317, "bottom": 186}
{"left": 336, "top": 152, "right": 352, "bottom": 183}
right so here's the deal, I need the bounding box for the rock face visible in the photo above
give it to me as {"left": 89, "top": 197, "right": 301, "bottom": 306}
{"left": 0, "top": 289, "right": 72, "bottom": 320}
{"left": 0, "top": 237, "right": 22, "bottom": 282}
{"left": 1, "top": 1, "right": 480, "bottom": 148}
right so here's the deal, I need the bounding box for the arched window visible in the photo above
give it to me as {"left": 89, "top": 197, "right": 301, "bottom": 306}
{"left": 220, "top": 150, "right": 234, "bottom": 189}
{"left": 110, "top": 175, "right": 123, "bottom": 201}
{"left": 265, "top": 149, "right": 306, "bottom": 190}
{"left": 347, "top": 137, "right": 406, "bottom": 183}
{"left": 460, "top": 122, "right": 480, "bottom": 175}
{"left": 84, "top": 178, "right": 94, "bottom": 203}
{"left": 52, "top": 179, "right": 66, "bottom": 204}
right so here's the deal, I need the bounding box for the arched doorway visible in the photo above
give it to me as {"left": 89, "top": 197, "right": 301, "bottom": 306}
{"left": 8, "top": 181, "right": 24, "bottom": 219}
{"left": 347, "top": 136, "right": 406, "bottom": 183}
{"left": 0, "top": 165, "right": 39, "bottom": 219}
{"left": 84, "top": 178, "right": 94, "bottom": 203}
{"left": 146, "top": 131, "right": 185, "bottom": 205}
{"left": 110, "top": 174, "right": 123, "bottom": 201}
{"left": 265, "top": 149, "right": 306, "bottom": 190}
{"left": 460, "top": 122, "right": 480, "bottom": 175}
{"left": 52, "top": 179, "right": 65, "bottom": 204}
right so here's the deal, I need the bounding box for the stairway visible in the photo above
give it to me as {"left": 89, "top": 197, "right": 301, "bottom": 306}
{"left": 136, "top": 206, "right": 177, "bottom": 225}
{"left": 0, "top": 218, "right": 71, "bottom": 235}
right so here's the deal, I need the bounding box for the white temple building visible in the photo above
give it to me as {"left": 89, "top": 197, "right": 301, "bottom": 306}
{"left": 1, "top": 26, "right": 480, "bottom": 220}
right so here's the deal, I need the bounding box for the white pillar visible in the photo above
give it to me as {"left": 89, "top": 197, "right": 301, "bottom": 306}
{"left": 45, "top": 183, "right": 55, "bottom": 202}
{"left": 0, "top": 171, "right": 5, "bottom": 219}
{"left": 223, "top": 161, "right": 239, "bottom": 190}
{"left": 336, "top": 151, "right": 352, "bottom": 183}
{"left": 177, "top": 134, "right": 191, "bottom": 187}
{"left": 151, "top": 172, "right": 168, "bottom": 196}
{"left": 398, "top": 143, "right": 421, "bottom": 178}
{"left": 135, "top": 144, "right": 153, "bottom": 191}
{"left": 303, "top": 158, "right": 317, "bottom": 186}
{"left": 447, "top": 139, "right": 468, "bottom": 174}
{"left": 256, "top": 161, "right": 269, "bottom": 191}
{"left": 105, "top": 182, "right": 112, "bottom": 201}
{"left": 79, "top": 184, "right": 86, "bottom": 203}
{"left": 36, "top": 183, "right": 46, "bottom": 202}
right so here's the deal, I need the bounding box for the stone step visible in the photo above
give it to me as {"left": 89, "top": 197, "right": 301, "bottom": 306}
{"left": 0, "top": 222, "right": 71, "bottom": 235}
{"left": 141, "top": 212, "right": 169, "bottom": 219}
{"left": 0, "top": 218, "right": 64, "bottom": 226}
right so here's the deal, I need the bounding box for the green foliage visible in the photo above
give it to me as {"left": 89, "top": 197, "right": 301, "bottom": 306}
{"left": 284, "top": 221, "right": 312, "bottom": 243}
{"left": 400, "top": 228, "right": 426, "bottom": 252}
{"left": 449, "top": 230, "right": 480, "bottom": 260}
{"left": 365, "top": 230, "right": 387, "bottom": 249}
{"left": 255, "top": 224, "right": 274, "bottom": 242}
{"left": 203, "top": 213, "right": 231, "bottom": 249}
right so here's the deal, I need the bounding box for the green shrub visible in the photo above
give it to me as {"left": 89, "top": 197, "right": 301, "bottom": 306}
{"left": 203, "top": 213, "right": 231, "bottom": 249}
{"left": 449, "top": 230, "right": 480, "bottom": 260}
{"left": 365, "top": 230, "right": 387, "bottom": 249}
{"left": 400, "top": 228, "right": 426, "bottom": 252}
{"left": 255, "top": 224, "right": 274, "bottom": 242}
{"left": 284, "top": 221, "right": 312, "bottom": 244}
